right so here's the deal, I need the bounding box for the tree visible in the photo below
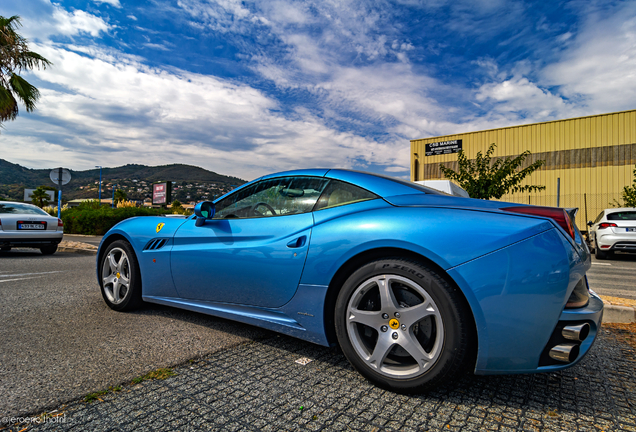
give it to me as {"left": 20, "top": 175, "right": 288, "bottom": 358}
{"left": 114, "top": 189, "right": 127, "bottom": 203}
{"left": 0, "top": 15, "right": 52, "bottom": 124}
{"left": 439, "top": 143, "right": 545, "bottom": 200}
{"left": 30, "top": 187, "right": 50, "bottom": 207}
{"left": 171, "top": 199, "right": 186, "bottom": 214}
{"left": 622, "top": 165, "right": 636, "bottom": 207}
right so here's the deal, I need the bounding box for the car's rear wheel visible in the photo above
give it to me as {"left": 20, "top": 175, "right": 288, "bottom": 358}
{"left": 335, "top": 258, "right": 473, "bottom": 393}
{"left": 99, "top": 240, "right": 142, "bottom": 311}
{"left": 40, "top": 245, "right": 57, "bottom": 255}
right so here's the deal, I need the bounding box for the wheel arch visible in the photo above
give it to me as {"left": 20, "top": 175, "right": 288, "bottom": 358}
{"left": 322, "top": 246, "right": 478, "bottom": 367}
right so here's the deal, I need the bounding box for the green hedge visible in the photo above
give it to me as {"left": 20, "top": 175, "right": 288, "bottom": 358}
{"left": 62, "top": 205, "right": 170, "bottom": 235}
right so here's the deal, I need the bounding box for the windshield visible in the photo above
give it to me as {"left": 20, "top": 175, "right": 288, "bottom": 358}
{"left": 0, "top": 203, "right": 50, "bottom": 215}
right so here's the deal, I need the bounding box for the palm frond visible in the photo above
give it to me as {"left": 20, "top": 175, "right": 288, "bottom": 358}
{"left": 9, "top": 73, "right": 40, "bottom": 111}
{"left": 0, "top": 85, "right": 18, "bottom": 121}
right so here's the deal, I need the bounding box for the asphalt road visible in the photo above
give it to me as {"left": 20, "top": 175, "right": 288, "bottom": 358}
{"left": 588, "top": 252, "right": 636, "bottom": 300}
{"left": 0, "top": 249, "right": 268, "bottom": 418}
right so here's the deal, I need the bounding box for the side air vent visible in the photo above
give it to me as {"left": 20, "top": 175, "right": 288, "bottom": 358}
{"left": 144, "top": 238, "right": 168, "bottom": 251}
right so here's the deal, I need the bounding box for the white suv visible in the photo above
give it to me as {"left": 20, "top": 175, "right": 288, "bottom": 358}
{"left": 587, "top": 208, "right": 636, "bottom": 259}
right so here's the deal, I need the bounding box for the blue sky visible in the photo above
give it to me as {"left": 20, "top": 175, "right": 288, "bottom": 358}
{"left": 1, "top": 0, "right": 635, "bottom": 181}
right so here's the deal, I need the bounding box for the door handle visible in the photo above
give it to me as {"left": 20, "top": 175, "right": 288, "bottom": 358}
{"left": 286, "top": 236, "right": 307, "bottom": 248}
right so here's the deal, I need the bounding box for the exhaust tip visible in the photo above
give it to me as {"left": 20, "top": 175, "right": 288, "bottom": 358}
{"left": 562, "top": 323, "right": 590, "bottom": 342}
{"left": 549, "top": 343, "right": 580, "bottom": 363}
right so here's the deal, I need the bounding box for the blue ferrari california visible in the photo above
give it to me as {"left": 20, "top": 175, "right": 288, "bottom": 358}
{"left": 97, "top": 169, "right": 603, "bottom": 392}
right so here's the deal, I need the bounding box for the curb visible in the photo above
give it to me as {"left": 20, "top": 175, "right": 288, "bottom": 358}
{"left": 604, "top": 304, "right": 636, "bottom": 324}
{"left": 58, "top": 247, "right": 97, "bottom": 255}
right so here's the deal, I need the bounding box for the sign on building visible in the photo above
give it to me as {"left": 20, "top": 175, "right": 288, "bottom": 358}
{"left": 152, "top": 182, "right": 172, "bottom": 205}
{"left": 425, "top": 139, "right": 462, "bottom": 156}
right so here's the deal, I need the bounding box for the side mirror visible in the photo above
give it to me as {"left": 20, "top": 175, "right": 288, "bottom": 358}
{"left": 194, "top": 201, "right": 215, "bottom": 227}
{"left": 587, "top": 221, "right": 593, "bottom": 227}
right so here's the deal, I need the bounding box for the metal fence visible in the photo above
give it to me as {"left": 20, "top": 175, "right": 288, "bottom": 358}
{"left": 495, "top": 192, "right": 626, "bottom": 231}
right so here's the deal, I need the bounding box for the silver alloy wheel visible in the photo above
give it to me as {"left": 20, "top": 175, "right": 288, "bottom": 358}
{"left": 102, "top": 247, "right": 131, "bottom": 305}
{"left": 346, "top": 274, "right": 444, "bottom": 379}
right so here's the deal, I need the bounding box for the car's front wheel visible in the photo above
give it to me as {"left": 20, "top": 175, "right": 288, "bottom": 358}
{"left": 99, "top": 240, "right": 142, "bottom": 311}
{"left": 335, "top": 258, "right": 473, "bottom": 393}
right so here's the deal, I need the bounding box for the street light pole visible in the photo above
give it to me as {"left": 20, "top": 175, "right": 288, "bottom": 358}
{"left": 95, "top": 166, "right": 102, "bottom": 203}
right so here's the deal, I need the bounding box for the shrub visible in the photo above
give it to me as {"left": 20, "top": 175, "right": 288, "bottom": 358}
{"left": 61, "top": 206, "right": 169, "bottom": 235}
{"left": 117, "top": 200, "right": 138, "bottom": 208}
{"left": 43, "top": 204, "right": 68, "bottom": 216}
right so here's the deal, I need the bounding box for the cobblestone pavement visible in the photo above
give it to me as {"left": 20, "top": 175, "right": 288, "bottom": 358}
{"left": 2, "top": 329, "right": 635, "bottom": 432}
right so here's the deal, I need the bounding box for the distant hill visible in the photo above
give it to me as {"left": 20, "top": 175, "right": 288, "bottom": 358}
{"left": 0, "top": 159, "right": 246, "bottom": 202}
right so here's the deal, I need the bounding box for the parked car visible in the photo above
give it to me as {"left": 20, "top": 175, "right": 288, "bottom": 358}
{"left": 587, "top": 207, "right": 636, "bottom": 259}
{"left": 97, "top": 169, "right": 602, "bottom": 392}
{"left": 0, "top": 201, "right": 64, "bottom": 254}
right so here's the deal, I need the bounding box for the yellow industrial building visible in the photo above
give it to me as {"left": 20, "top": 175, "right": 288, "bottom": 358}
{"left": 410, "top": 109, "right": 636, "bottom": 228}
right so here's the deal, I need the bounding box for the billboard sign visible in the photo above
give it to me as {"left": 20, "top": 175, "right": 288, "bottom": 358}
{"left": 425, "top": 139, "right": 462, "bottom": 156}
{"left": 152, "top": 182, "right": 171, "bottom": 205}
{"left": 24, "top": 189, "right": 55, "bottom": 202}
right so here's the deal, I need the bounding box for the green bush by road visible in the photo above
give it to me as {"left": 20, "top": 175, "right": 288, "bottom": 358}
{"left": 61, "top": 203, "right": 170, "bottom": 235}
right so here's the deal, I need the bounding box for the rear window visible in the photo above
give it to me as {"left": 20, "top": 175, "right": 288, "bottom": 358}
{"left": 607, "top": 211, "right": 636, "bottom": 221}
{"left": 0, "top": 203, "right": 49, "bottom": 216}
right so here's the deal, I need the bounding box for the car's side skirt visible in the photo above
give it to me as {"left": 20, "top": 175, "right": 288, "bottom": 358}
{"left": 143, "top": 283, "right": 330, "bottom": 347}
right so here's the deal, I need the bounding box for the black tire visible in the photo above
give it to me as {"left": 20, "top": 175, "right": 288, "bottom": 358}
{"left": 595, "top": 247, "right": 607, "bottom": 260}
{"left": 335, "top": 258, "right": 473, "bottom": 393}
{"left": 99, "top": 240, "right": 142, "bottom": 311}
{"left": 40, "top": 245, "right": 57, "bottom": 255}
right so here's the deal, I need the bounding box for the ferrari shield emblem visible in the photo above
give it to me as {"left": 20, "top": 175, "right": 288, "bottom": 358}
{"left": 156, "top": 223, "right": 165, "bottom": 233}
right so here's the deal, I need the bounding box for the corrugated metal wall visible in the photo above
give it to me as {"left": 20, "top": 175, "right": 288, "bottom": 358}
{"left": 410, "top": 110, "right": 636, "bottom": 228}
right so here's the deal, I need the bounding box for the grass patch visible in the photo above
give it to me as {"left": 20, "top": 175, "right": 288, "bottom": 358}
{"left": 84, "top": 390, "right": 108, "bottom": 403}
{"left": 131, "top": 368, "right": 176, "bottom": 385}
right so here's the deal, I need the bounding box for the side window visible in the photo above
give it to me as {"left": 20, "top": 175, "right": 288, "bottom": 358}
{"left": 313, "top": 180, "right": 378, "bottom": 211}
{"left": 594, "top": 211, "right": 604, "bottom": 224}
{"left": 214, "top": 176, "right": 329, "bottom": 219}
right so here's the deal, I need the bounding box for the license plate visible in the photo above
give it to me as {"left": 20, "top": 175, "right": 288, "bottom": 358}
{"left": 628, "top": 228, "right": 636, "bottom": 232}
{"left": 17, "top": 222, "right": 47, "bottom": 230}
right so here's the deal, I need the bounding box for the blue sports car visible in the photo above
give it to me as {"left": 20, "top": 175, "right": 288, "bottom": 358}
{"left": 97, "top": 169, "right": 603, "bottom": 392}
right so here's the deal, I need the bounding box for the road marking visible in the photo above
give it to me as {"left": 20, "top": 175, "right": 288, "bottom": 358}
{"left": 0, "top": 276, "right": 46, "bottom": 283}
{"left": 0, "top": 271, "right": 63, "bottom": 278}
{"left": 591, "top": 263, "right": 612, "bottom": 266}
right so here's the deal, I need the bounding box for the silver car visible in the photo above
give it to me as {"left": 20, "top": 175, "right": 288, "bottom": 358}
{"left": 0, "top": 201, "right": 64, "bottom": 255}
{"left": 587, "top": 207, "right": 636, "bottom": 259}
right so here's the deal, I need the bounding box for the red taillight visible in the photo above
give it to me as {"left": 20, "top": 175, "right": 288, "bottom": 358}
{"left": 598, "top": 222, "right": 617, "bottom": 229}
{"left": 503, "top": 206, "right": 576, "bottom": 239}
{"left": 58, "top": 218, "right": 64, "bottom": 227}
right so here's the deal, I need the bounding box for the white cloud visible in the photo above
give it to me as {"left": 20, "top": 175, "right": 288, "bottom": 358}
{"left": 541, "top": 2, "right": 636, "bottom": 113}
{"left": 20, "top": 2, "right": 110, "bottom": 40}
{"left": 4, "top": 45, "right": 408, "bottom": 179}
{"left": 475, "top": 75, "right": 575, "bottom": 119}
{"left": 94, "top": 0, "right": 122, "bottom": 8}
